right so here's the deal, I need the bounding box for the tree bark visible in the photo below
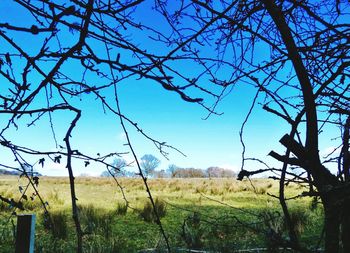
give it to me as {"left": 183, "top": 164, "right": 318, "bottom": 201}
{"left": 262, "top": 2, "right": 343, "bottom": 251}
{"left": 323, "top": 202, "right": 340, "bottom": 253}
{"left": 65, "top": 110, "right": 83, "bottom": 253}
{"left": 341, "top": 201, "right": 350, "bottom": 252}
{"left": 261, "top": 0, "right": 319, "bottom": 160}
{"left": 341, "top": 118, "right": 350, "bottom": 252}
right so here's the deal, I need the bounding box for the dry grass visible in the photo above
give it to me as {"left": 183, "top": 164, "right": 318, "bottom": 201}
{"left": 0, "top": 176, "right": 321, "bottom": 252}
{"left": 0, "top": 176, "right": 301, "bottom": 211}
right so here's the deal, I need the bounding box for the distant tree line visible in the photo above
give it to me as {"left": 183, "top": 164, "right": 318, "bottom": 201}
{"left": 100, "top": 155, "right": 236, "bottom": 178}
{"left": 165, "top": 165, "right": 236, "bottom": 178}
{"left": 0, "top": 169, "right": 21, "bottom": 176}
{"left": 0, "top": 169, "right": 42, "bottom": 177}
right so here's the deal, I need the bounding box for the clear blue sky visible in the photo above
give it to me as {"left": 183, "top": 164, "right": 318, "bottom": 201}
{"left": 2, "top": 74, "right": 287, "bottom": 176}
{"left": 0, "top": 1, "right": 339, "bottom": 176}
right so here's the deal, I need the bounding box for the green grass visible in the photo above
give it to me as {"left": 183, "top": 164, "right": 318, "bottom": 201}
{"left": 0, "top": 176, "right": 324, "bottom": 252}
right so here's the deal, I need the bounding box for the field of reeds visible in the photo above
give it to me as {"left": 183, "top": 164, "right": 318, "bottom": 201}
{"left": 0, "top": 176, "right": 323, "bottom": 252}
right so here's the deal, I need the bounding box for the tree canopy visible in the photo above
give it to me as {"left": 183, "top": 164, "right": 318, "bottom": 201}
{"left": 140, "top": 154, "right": 160, "bottom": 177}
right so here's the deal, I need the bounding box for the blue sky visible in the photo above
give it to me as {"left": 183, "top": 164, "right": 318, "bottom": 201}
{"left": 5, "top": 76, "right": 292, "bottom": 177}
{"left": 0, "top": 63, "right": 290, "bottom": 176}
{"left": 0, "top": 1, "right": 340, "bottom": 176}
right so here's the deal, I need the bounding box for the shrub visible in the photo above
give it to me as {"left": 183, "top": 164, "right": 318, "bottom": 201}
{"left": 207, "top": 222, "right": 238, "bottom": 253}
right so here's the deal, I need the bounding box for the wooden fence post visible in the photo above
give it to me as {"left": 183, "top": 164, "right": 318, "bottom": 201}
{"left": 15, "top": 214, "right": 36, "bottom": 253}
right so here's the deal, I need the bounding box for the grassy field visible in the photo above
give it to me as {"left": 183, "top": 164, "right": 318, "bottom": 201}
{"left": 0, "top": 176, "right": 323, "bottom": 252}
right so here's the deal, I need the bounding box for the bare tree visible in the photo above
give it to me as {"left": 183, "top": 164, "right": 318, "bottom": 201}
{"left": 112, "top": 157, "right": 127, "bottom": 175}
{"left": 0, "top": 1, "right": 194, "bottom": 251}
{"left": 151, "top": 1, "right": 350, "bottom": 252}
{"left": 206, "top": 167, "right": 235, "bottom": 178}
{"left": 167, "top": 164, "right": 179, "bottom": 178}
{"left": 140, "top": 154, "right": 161, "bottom": 177}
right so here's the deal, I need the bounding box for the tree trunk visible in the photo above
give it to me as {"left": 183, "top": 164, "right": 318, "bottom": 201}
{"left": 324, "top": 204, "right": 340, "bottom": 253}
{"left": 341, "top": 201, "right": 350, "bottom": 252}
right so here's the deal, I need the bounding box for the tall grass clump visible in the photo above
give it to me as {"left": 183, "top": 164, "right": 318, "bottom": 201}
{"left": 0, "top": 218, "right": 15, "bottom": 253}
{"left": 139, "top": 198, "right": 166, "bottom": 222}
{"left": 83, "top": 236, "right": 131, "bottom": 253}
{"left": 258, "top": 209, "right": 284, "bottom": 252}
{"left": 42, "top": 211, "right": 68, "bottom": 239}
{"left": 181, "top": 212, "right": 204, "bottom": 250}
{"left": 0, "top": 200, "right": 8, "bottom": 212}
{"left": 0, "top": 190, "right": 14, "bottom": 212}
{"left": 258, "top": 207, "right": 310, "bottom": 251}
{"left": 47, "top": 189, "right": 64, "bottom": 206}
{"left": 79, "top": 204, "right": 113, "bottom": 238}
{"left": 116, "top": 202, "right": 128, "bottom": 215}
{"left": 256, "top": 186, "right": 267, "bottom": 195}
{"left": 22, "top": 197, "right": 42, "bottom": 211}
{"left": 284, "top": 208, "right": 309, "bottom": 236}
